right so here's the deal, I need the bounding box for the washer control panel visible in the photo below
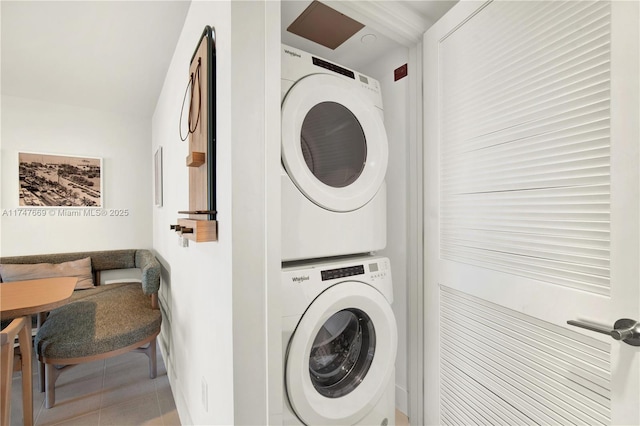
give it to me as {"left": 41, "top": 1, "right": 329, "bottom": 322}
{"left": 368, "top": 259, "right": 389, "bottom": 280}
{"left": 321, "top": 265, "right": 364, "bottom": 281}
{"left": 282, "top": 256, "right": 393, "bottom": 315}
{"left": 319, "top": 258, "right": 390, "bottom": 281}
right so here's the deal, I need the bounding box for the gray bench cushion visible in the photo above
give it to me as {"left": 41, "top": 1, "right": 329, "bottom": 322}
{"left": 1, "top": 250, "right": 136, "bottom": 272}
{"left": 1, "top": 249, "right": 161, "bottom": 295}
{"left": 35, "top": 282, "right": 161, "bottom": 360}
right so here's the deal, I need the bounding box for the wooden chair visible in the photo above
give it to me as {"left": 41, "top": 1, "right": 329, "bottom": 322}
{"left": 1, "top": 316, "right": 33, "bottom": 426}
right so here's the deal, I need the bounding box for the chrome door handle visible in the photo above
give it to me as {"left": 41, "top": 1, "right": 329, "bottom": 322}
{"left": 567, "top": 318, "right": 640, "bottom": 346}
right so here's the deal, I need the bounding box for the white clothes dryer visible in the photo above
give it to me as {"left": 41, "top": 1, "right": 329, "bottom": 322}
{"left": 281, "top": 45, "right": 388, "bottom": 262}
{"left": 282, "top": 255, "right": 397, "bottom": 425}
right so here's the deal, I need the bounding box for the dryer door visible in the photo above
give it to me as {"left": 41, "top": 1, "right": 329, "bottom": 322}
{"left": 285, "top": 281, "right": 397, "bottom": 425}
{"left": 281, "top": 74, "right": 389, "bottom": 212}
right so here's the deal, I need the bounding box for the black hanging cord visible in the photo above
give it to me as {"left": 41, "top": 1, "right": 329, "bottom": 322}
{"left": 179, "top": 57, "right": 202, "bottom": 141}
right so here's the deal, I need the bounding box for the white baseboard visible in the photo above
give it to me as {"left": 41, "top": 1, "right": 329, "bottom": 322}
{"left": 158, "top": 335, "right": 193, "bottom": 426}
{"left": 396, "top": 384, "right": 408, "bottom": 415}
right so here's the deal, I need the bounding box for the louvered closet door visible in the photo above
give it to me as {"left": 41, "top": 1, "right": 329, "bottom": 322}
{"left": 423, "top": 1, "right": 639, "bottom": 425}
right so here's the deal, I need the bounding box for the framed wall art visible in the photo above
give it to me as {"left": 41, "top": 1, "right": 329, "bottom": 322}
{"left": 154, "top": 147, "right": 163, "bottom": 207}
{"left": 18, "top": 152, "right": 103, "bottom": 208}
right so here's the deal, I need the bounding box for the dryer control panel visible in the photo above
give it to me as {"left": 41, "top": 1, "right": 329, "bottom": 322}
{"left": 312, "top": 57, "right": 355, "bottom": 79}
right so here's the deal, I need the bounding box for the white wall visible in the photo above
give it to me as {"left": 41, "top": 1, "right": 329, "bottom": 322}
{"left": 364, "top": 48, "right": 410, "bottom": 415}
{"left": 0, "top": 95, "right": 152, "bottom": 256}
{"left": 230, "top": 2, "right": 282, "bottom": 425}
{"left": 152, "top": 2, "right": 233, "bottom": 425}
{"left": 152, "top": 2, "right": 280, "bottom": 425}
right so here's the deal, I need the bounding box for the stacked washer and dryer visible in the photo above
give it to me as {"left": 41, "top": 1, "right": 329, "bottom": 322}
{"left": 281, "top": 44, "right": 398, "bottom": 426}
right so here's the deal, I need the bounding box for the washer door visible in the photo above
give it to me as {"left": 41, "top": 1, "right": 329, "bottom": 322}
{"left": 285, "top": 281, "right": 397, "bottom": 425}
{"left": 282, "top": 74, "right": 388, "bottom": 212}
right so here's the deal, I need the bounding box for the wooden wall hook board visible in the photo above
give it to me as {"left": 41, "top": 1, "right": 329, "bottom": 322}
{"left": 173, "top": 26, "right": 217, "bottom": 243}
{"left": 187, "top": 26, "right": 216, "bottom": 221}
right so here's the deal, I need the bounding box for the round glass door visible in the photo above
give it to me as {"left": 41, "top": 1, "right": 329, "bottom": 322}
{"left": 309, "top": 309, "right": 375, "bottom": 398}
{"left": 301, "top": 102, "right": 367, "bottom": 189}
{"left": 285, "top": 281, "right": 397, "bottom": 425}
{"left": 281, "top": 74, "right": 388, "bottom": 212}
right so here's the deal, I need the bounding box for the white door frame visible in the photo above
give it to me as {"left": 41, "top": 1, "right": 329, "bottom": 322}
{"left": 405, "top": 42, "right": 425, "bottom": 426}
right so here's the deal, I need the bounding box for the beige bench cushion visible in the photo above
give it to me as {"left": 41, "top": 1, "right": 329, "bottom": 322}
{"left": 0, "top": 257, "right": 94, "bottom": 289}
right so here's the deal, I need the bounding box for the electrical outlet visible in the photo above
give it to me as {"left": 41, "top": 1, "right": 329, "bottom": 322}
{"left": 179, "top": 236, "right": 189, "bottom": 248}
{"left": 201, "top": 377, "right": 208, "bottom": 412}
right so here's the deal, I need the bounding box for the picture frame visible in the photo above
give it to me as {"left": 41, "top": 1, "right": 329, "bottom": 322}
{"left": 18, "top": 152, "right": 103, "bottom": 208}
{"left": 154, "top": 147, "right": 163, "bottom": 207}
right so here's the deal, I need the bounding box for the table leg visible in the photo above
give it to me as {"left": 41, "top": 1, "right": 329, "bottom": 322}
{"left": 18, "top": 318, "right": 33, "bottom": 426}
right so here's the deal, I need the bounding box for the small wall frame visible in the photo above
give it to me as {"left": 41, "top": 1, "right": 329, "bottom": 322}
{"left": 154, "top": 147, "right": 163, "bottom": 207}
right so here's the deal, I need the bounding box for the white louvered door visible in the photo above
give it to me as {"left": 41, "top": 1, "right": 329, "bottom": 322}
{"left": 424, "top": 1, "right": 639, "bottom": 425}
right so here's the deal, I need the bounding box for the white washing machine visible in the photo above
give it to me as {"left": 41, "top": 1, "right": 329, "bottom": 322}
{"left": 282, "top": 255, "right": 397, "bottom": 425}
{"left": 281, "top": 44, "right": 389, "bottom": 262}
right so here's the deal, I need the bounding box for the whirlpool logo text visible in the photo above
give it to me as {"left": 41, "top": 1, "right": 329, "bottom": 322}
{"left": 284, "top": 49, "right": 301, "bottom": 58}
{"left": 292, "top": 275, "right": 309, "bottom": 283}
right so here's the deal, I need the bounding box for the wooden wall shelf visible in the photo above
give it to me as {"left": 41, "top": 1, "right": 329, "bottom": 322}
{"left": 172, "top": 219, "right": 218, "bottom": 243}
{"left": 186, "top": 152, "right": 205, "bottom": 167}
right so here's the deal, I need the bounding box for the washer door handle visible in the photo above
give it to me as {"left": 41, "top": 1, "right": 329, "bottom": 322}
{"left": 567, "top": 318, "right": 640, "bottom": 346}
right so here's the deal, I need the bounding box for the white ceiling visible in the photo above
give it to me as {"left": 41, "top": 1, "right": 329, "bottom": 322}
{"left": 1, "top": 1, "right": 191, "bottom": 118}
{"left": 400, "top": 0, "right": 459, "bottom": 23}
{"left": 282, "top": 1, "right": 398, "bottom": 71}
{"left": 1, "top": 1, "right": 457, "bottom": 119}
{"left": 282, "top": 1, "right": 457, "bottom": 71}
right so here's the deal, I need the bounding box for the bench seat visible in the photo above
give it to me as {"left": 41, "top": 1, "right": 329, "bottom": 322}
{"left": 36, "top": 282, "right": 161, "bottom": 362}
{"left": 0, "top": 249, "right": 161, "bottom": 408}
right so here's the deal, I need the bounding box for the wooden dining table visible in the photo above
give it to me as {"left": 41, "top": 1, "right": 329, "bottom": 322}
{"left": 1, "top": 276, "right": 77, "bottom": 426}
{"left": 1, "top": 277, "right": 78, "bottom": 319}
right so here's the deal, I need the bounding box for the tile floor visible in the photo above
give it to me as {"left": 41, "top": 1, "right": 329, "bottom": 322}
{"left": 10, "top": 347, "right": 409, "bottom": 426}
{"left": 395, "top": 409, "right": 409, "bottom": 426}
{"left": 9, "top": 346, "right": 179, "bottom": 426}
